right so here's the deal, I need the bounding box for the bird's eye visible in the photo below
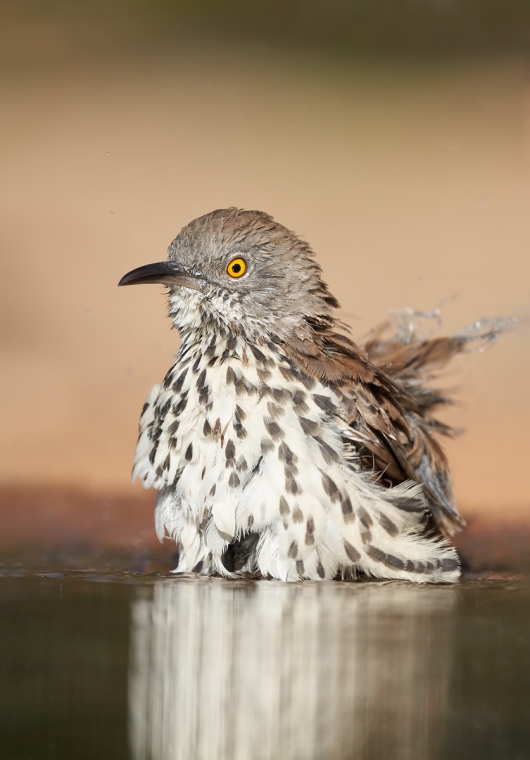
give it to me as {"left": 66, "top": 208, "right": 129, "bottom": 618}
{"left": 226, "top": 258, "right": 247, "bottom": 278}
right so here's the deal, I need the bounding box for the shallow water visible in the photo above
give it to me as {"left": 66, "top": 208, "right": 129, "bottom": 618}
{"left": 1, "top": 571, "right": 529, "bottom": 760}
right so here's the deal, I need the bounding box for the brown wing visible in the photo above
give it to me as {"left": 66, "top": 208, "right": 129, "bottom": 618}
{"left": 283, "top": 322, "right": 466, "bottom": 536}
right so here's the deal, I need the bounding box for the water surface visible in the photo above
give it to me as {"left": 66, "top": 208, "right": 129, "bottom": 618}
{"left": 1, "top": 571, "right": 528, "bottom": 760}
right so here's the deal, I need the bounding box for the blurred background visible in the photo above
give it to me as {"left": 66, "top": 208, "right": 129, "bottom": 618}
{"left": 1, "top": 0, "right": 529, "bottom": 567}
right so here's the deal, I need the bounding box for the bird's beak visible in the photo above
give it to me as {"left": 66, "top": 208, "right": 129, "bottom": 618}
{"left": 118, "top": 262, "right": 201, "bottom": 291}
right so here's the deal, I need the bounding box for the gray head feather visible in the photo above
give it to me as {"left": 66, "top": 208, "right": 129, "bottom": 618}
{"left": 166, "top": 208, "right": 339, "bottom": 342}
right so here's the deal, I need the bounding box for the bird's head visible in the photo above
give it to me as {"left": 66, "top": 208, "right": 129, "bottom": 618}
{"left": 119, "top": 207, "right": 339, "bottom": 343}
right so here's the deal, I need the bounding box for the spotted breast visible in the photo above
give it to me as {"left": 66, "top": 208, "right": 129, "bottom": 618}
{"left": 133, "top": 329, "right": 459, "bottom": 582}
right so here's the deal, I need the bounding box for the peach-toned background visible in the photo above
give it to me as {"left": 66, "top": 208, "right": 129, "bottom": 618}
{"left": 1, "top": 5, "right": 529, "bottom": 558}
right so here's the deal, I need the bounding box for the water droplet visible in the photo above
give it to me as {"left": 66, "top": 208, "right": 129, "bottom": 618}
{"left": 86, "top": 308, "right": 93, "bottom": 315}
{"left": 107, "top": 151, "right": 111, "bottom": 156}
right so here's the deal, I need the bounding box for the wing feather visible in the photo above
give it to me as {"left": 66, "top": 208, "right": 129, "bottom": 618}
{"left": 283, "top": 313, "right": 509, "bottom": 535}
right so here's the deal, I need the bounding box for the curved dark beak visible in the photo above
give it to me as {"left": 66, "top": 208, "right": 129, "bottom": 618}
{"left": 118, "top": 262, "right": 201, "bottom": 290}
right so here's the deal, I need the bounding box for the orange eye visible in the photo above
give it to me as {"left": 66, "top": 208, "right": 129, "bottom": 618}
{"left": 227, "top": 258, "right": 247, "bottom": 278}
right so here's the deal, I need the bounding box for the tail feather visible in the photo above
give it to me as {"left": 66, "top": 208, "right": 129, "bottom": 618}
{"left": 364, "top": 310, "right": 517, "bottom": 414}
{"left": 360, "top": 310, "right": 517, "bottom": 535}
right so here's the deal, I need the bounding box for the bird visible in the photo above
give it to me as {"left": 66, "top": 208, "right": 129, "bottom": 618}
{"left": 119, "top": 207, "right": 507, "bottom": 583}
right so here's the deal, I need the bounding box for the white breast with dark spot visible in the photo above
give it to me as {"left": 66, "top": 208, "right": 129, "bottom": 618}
{"left": 134, "top": 336, "right": 460, "bottom": 582}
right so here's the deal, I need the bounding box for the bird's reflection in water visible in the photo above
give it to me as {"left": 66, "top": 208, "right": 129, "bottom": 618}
{"left": 129, "top": 578, "right": 456, "bottom": 760}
